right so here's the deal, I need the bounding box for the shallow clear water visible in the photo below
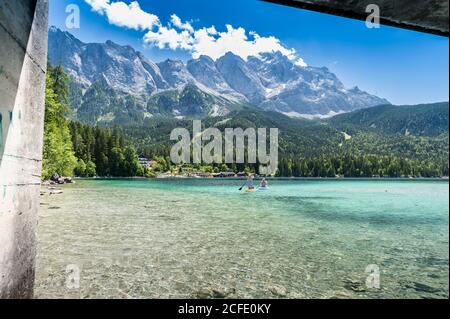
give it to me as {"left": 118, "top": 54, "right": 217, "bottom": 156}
{"left": 35, "top": 179, "right": 449, "bottom": 299}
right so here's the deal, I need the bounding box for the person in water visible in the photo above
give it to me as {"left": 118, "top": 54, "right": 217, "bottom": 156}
{"left": 260, "top": 178, "right": 268, "bottom": 188}
{"left": 246, "top": 174, "right": 255, "bottom": 190}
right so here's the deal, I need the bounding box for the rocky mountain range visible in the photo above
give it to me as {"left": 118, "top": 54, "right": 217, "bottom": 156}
{"left": 48, "top": 27, "right": 390, "bottom": 124}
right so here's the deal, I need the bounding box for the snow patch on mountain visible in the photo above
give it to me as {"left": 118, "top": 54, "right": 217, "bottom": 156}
{"left": 282, "top": 110, "right": 347, "bottom": 119}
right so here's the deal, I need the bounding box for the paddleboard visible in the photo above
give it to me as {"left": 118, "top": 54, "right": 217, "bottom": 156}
{"left": 245, "top": 188, "right": 257, "bottom": 193}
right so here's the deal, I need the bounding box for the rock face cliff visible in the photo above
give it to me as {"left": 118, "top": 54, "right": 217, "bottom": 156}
{"left": 48, "top": 27, "right": 389, "bottom": 123}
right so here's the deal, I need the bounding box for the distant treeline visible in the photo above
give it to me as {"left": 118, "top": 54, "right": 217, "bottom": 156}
{"left": 137, "top": 145, "right": 448, "bottom": 178}
{"left": 277, "top": 155, "right": 449, "bottom": 178}
{"left": 135, "top": 139, "right": 448, "bottom": 177}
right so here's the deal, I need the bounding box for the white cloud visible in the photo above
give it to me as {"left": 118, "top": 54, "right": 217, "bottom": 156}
{"left": 192, "top": 25, "right": 302, "bottom": 63}
{"left": 84, "top": 0, "right": 307, "bottom": 66}
{"left": 85, "top": 0, "right": 159, "bottom": 31}
{"left": 85, "top": 0, "right": 109, "bottom": 12}
{"left": 144, "top": 24, "right": 307, "bottom": 66}
{"left": 170, "top": 14, "right": 194, "bottom": 33}
{"left": 206, "top": 26, "right": 218, "bottom": 35}
{"left": 144, "top": 26, "right": 193, "bottom": 51}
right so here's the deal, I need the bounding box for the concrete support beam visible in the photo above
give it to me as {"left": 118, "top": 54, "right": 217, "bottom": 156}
{"left": 263, "top": 0, "right": 449, "bottom": 36}
{"left": 0, "top": 0, "right": 48, "bottom": 299}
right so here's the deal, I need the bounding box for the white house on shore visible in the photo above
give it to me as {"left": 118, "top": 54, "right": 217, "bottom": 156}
{"left": 138, "top": 157, "right": 157, "bottom": 169}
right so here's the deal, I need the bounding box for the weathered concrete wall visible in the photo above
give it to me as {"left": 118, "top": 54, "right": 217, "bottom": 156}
{"left": 0, "top": 0, "right": 48, "bottom": 299}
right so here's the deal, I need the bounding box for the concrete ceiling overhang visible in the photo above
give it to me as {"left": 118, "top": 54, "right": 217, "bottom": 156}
{"left": 262, "top": 0, "right": 449, "bottom": 37}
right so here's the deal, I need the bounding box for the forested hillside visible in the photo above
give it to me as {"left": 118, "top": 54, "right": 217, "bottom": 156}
{"left": 329, "top": 103, "right": 449, "bottom": 136}
{"left": 43, "top": 66, "right": 449, "bottom": 178}
{"left": 42, "top": 66, "right": 143, "bottom": 179}
{"left": 123, "top": 107, "right": 448, "bottom": 177}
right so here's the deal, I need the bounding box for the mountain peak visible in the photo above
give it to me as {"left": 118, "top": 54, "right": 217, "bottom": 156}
{"left": 49, "top": 25, "right": 59, "bottom": 33}
{"left": 260, "top": 51, "right": 285, "bottom": 59}
{"left": 160, "top": 58, "right": 185, "bottom": 66}
{"left": 197, "top": 55, "right": 215, "bottom": 63}
{"left": 220, "top": 51, "right": 243, "bottom": 61}
{"left": 157, "top": 59, "right": 195, "bottom": 87}
{"left": 48, "top": 26, "right": 85, "bottom": 45}
{"left": 48, "top": 28, "right": 390, "bottom": 119}
{"left": 187, "top": 55, "right": 232, "bottom": 93}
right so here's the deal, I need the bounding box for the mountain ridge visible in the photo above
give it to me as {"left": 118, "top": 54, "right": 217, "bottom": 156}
{"left": 329, "top": 102, "right": 449, "bottom": 137}
{"left": 122, "top": 102, "right": 449, "bottom": 171}
{"left": 48, "top": 27, "right": 390, "bottom": 124}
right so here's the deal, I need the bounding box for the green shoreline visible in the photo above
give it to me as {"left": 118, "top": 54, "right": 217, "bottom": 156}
{"left": 69, "top": 176, "right": 449, "bottom": 181}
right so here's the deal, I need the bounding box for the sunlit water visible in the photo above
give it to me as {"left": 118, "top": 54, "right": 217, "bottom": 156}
{"left": 35, "top": 179, "right": 449, "bottom": 299}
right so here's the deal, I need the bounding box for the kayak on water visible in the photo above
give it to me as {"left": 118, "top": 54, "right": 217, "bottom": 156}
{"left": 258, "top": 186, "right": 269, "bottom": 190}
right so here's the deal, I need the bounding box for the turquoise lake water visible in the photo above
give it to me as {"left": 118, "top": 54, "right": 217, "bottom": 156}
{"left": 35, "top": 179, "right": 449, "bottom": 299}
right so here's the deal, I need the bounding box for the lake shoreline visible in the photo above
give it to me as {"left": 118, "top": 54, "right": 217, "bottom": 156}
{"left": 66, "top": 176, "right": 449, "bottom": 181}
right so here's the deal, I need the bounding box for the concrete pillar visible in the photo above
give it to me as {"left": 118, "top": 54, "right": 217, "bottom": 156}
{"left": 0, "top": 0, "right": 48, "bottom": 298}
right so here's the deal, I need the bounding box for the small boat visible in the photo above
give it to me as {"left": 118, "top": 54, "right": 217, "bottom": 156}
{"left": 258, "top": 186, "right": 269, "bottom": 190}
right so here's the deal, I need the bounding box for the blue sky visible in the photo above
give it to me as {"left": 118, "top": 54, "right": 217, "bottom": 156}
{"left": 49, "top": 0, "right": 449, "bottom": 105}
